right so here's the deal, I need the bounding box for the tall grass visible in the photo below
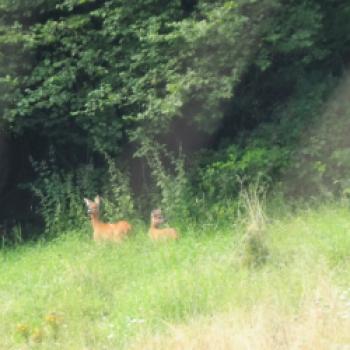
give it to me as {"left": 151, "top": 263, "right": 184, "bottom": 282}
{"left": 131, "top": 283, "right": 350, "bottom": 350}
{"left": 239, "top": 183, "right": 269, "bottom": 267}
{"left": 1, "top": 202, "right": 350, "bottom": 349}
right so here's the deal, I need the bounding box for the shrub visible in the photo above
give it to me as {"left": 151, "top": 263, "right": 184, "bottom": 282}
{"left": 197, "top": 144, "right": 288, "bottom": 201}
{"left": 140, "top": 139, "right": 192, "bottom": 225}
{"left": 27, "top": 149, "right": 135, "bottom": 236}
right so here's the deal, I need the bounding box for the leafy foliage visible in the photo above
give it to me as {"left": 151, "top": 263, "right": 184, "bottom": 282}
{"left": 0, "top": 0, "right": 350, "bottom": 232}
{"left": 141, "top": 139, "right": 191, "bottom": 223}
{"left": 3, "top": 0, "right": 336, "bottom": 152}
{"left": 197, "top": 144, "right": 289, "bottom": 200}
{"left": 284, "top": 73, "right": 350, "bottom": 197}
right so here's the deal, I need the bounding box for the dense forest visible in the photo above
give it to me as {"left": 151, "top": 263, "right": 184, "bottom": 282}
{"left": 0, "top": 0, "right": 350, "bottom": 238}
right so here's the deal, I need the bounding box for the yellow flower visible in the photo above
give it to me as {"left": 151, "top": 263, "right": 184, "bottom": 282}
{"left": 15, "top": 323, "right": 30, "bottom": 339}
{"left": 45, "top": 312, "right": 63, "bottom": 328}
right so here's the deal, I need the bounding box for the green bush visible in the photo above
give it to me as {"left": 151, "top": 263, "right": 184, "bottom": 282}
{"left": 141, "top": 139, "right": 192, "bottom": 225}
{"left": 28, "top": 150, "right": 135, "bottom": 236}
{"left": 197, "top": 144, "right": 289, "bottom": 201}
{"left": 282, "top": 73, "right": 350, "bottom": 197}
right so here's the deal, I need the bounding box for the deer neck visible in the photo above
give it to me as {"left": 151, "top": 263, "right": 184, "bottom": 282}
{"left": 150, "top": 221, "right": 162, "bottom": 232}
{"left": 90, "top": 212, "right": 102, "bottom": 229}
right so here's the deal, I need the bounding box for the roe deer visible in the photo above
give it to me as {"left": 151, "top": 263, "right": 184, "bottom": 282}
{"left": 84, "top": 196, "right": 132, "bottom": 242}
{"left": 149, "top": 208, "right": 179, "bottom": 240}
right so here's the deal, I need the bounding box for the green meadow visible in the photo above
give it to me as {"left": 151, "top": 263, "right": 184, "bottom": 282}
{"left": 1, "top": 203, "right": 350, "bottom": 349}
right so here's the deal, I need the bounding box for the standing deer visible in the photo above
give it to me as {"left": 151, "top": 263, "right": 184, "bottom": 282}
{"left": 84, "top": 196, "right": 132, "bottom": 242}
{"left": 149, "top": 208, "right": 179, "bottom": 240}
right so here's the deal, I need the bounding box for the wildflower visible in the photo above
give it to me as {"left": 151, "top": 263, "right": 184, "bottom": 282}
{"left": 45, "top": 312, "right": 63, "bottom": 329}
{"left": 16, "top": 323, "right": 30, "bottom": 340}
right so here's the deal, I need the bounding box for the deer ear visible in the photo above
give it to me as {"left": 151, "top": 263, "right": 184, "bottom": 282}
{"left": 84, "top": 198, "right": 90, "bottom": 206}
{"left": 94, "top": 195, "right": 100, "bottom": 205}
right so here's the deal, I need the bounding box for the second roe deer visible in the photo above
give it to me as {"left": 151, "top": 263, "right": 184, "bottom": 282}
{"left": 149, "top": 208, "right": 179, "bottom": 240}
{"left": 84, "top": 195, "right": 132, "bottom": 242}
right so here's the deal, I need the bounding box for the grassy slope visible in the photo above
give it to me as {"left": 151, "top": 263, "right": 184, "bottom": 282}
{"left": 1, "top": 204, "right": 350, "bottom": 349}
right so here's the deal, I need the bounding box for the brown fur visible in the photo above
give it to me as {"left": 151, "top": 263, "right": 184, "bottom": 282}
{"left": 84, "top": 196, "right": 132, "bottom": 242}
{"left": 149, "top": 209, "right": 179, "bottom": 241}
